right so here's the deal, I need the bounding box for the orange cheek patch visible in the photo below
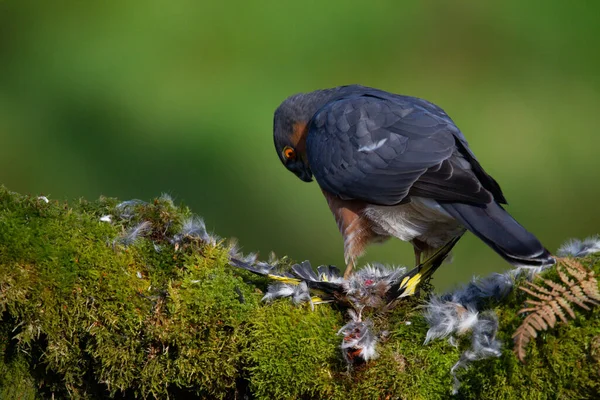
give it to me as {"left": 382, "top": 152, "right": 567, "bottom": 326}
{"left": 291, "top": 121, "right": 308, "bottom": 152}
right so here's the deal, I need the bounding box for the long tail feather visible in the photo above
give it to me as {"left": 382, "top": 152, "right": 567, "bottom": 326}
{"left": 441, "top": 202, "right": 555, "bottom": 267}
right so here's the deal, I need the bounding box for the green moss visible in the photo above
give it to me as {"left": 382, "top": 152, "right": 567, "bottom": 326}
{"left": 0, "top": 185, "right": 598, "bottom": 399}
{"left": 243, "top": 301, "right": 344, "bottom": 399}
{"left": 0, "top": 322, "right": 40, "bottom": 400}
{"left": 0, "top": 187, "right": 260, "bottom": 398}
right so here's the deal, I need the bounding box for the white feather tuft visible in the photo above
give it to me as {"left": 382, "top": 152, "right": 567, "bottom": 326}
{"left": 558, "top": 235, "right": 600, "bottom": 258}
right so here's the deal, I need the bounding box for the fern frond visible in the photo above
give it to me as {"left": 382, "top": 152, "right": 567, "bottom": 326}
{"left": 513, "top": 259, "right": 600, "bottom": 362}
{"left": 582, "top": 281, "right": 600, "bottom": 304}
{"left": 549, "top": 300, "right": 569, "bottom": 323}
{"left": 520, "top": 283, "right": 553, "bottom": 299}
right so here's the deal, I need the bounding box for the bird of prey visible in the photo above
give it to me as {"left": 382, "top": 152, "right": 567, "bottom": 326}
{"left": 273, "top": 85, "right": 555, "bottom": 278}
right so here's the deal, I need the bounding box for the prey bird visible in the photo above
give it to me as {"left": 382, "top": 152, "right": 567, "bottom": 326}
{"left": 231, "top": 234, "right": 462, "bottom": 308}
{"left": 273, "top": 85, "right": 555, "bottom": 278}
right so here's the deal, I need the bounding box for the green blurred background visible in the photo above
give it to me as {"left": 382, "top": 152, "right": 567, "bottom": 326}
{"left": 1, "top": 1, "right": 598, "bottom": 290}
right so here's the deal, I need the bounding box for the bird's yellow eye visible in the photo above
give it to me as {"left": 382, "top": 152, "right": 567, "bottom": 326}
{"left": 283, "top": 146, "right": 296, "bottom": 160}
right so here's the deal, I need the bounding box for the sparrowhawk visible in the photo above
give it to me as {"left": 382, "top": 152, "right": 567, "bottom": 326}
{"left": 273, "top": 85, "right": 555, "bottom": 278}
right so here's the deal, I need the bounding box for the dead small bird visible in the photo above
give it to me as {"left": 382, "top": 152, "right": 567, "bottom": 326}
{"left": 230, "top": 235, "right": 461, "bottom": 309}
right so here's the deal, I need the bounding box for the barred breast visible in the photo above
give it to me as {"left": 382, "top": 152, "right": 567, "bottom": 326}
{"left": 363, "top": 197, "right": 466, "bottom": 250}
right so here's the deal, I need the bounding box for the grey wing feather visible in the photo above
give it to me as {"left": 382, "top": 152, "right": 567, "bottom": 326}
{"left": 291, "top": 262, "right": 343, "bottom": 292}
{"left": 306, "top": 93, "right": 498, "bottom": 206}
{"left": 399, "top": 94, "right": 506, "bottom": 203}
{"left": 292, "top": 261, "right": 319, "bottom": 281}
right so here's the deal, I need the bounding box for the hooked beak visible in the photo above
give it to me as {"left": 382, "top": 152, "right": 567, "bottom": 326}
{"left": 288, "top": 160, "right": 313, "bottom": 182}
{"left": 297, "top": 167, "right": 313, "bottom": 182}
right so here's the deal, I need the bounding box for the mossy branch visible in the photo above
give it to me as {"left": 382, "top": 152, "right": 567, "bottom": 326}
{"left": 0, "top": 186, "right": 598, "bottom": 399}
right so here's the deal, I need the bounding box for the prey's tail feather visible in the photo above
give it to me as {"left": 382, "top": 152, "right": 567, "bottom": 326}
{"left": 387, "top": 234, "right": 462, "bottom": 301}
{"left": 441, "top": 202, "right": 555, "bottom": 267}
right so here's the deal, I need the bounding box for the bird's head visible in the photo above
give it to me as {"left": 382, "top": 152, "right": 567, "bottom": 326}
{"left": 273, "top": 93, "right": 315, "bottom": 182}
{"left": 273, "top": 87, "right": 354, "bottom": 183}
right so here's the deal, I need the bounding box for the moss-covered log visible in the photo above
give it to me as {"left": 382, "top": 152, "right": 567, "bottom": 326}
{"left": 0, "top": 186, "right": 598, "bottom": 399}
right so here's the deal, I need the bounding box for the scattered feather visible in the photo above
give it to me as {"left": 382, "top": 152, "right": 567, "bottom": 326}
{"left": 115, "top": 199, "right": 147, "bottom": 220}
{"left": 177, "top": 216, "right": 209, "bottom": 242}
{"left": 425, "top": 285, "right": 502, "bottom": 394}
{"left": 169, "top": 215, "right": 222, "bottom": 248}
{"left": 100, "top": 215, "right": 112, "bottom": 223}
{"left": 338, "top": 313, "right": 379, "bottom": 364}
{"left": 262, "top": 282, "right": 312, "bottom": 307}
{"left": 241, "top": 252, "right": 258, "bottom": 265}
{"left": 472, "top": 273, "right": 515, "bottom": 300}
{"left": 451, "top": 312, "right": 501, "bottom": 394}
{"left": 227, "top": 238, "right": 242, "bottom": 259}
{"left": 444, "top": 272, "right": 515, "bottom": 308}
{"left": 158, "top": 193, "right": 174, "bottom": 206}
{"left": 206, "top": 233, "right": 221, "bottom": 246}
{"left": 423, "top": 297, "right": 478, "bottom": 344}
{"left": 557, "top": 235, "right": 600, "bottom": 258}
{"left": 512, "top": 265, "right": 547, "bottom": 280}
{"left": 38, "top": 196, "right": 49, "bottom": 203}
{"left": 267, "top": 251, "right": 279, "bottom": 265}
{"left": 117, "top": 221, "right": 152, "bottom": 246}
{"left": 448, "top": 336, "right": 458, "bottom": 348}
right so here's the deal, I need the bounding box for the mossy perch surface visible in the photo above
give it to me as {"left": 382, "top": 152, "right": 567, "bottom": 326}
{"left": 0, "top": 186, "right": 598, "bottom": 399}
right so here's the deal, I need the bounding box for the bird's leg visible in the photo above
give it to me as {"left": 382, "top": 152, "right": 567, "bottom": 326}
{"left": 412, "top": 238, "right": 428, "bottom": 266}
{"left": 343, "top": 260, "right": 355, "bottom": 279}
{"left": 414, "top": 248, "right": 422, "bottom": 266}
